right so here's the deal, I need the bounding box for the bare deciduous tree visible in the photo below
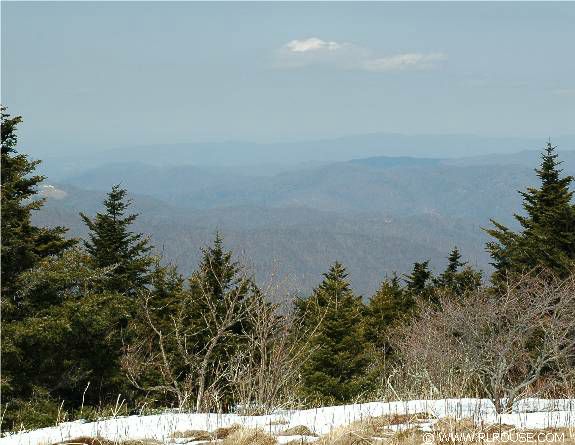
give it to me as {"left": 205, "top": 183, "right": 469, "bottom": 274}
{"left": 122, "top": 259, "right": 259, "bottom": 412}
{"left": 121, "top": 293, "right": 194, "bottom": 409}
{"left": 225, "top": 297, "right": 315, "bottom": 414}
{"left": 393, "top": 272, "right": 575, "bottom": 413}
{"left": 121, "top": 261, "right": 319, "bottom": 414}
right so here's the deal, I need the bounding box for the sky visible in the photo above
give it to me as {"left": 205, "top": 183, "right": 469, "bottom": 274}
{"left": 1, "top": 1, "right": 574, "bottom": 158}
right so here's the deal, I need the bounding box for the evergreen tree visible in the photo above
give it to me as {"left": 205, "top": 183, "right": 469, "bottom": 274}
{"left": 187, "top": 233, "right": 255, "bottom": 337}
{"left": 80, "top": 185, "right": 153, "bottom": 295}
{"left": 185, "top": 234, "right": 259, "bottom": 410}
{"left": 486, "top": 142, "right": 575, "bottom": 280}
{"left": 445, "top": 247, "right": 465, "bottom": 274}
{"left": 191, "top": 233, "right": 241, "bottom": 301}
{"left": 297, "top": 262, "right": 369, "bottom": 405}
{"left": 364, "top": 274, "right": 414, "bottom": 354}
{"left": 148, "top": 261, "right": 185, "bottom": 326}
{"left": 123, "top": 260, "right": 185, "bottom": 408}
{"left": 403, "top": 260, "right": 436, "bottom": 302}
{"left": 1, "top": 107, "right": 78, "bottom": 430}
{"left": 1, "top": 107, "right": 74, "bottom": 303}
{"left": 2, "top": 249, "right": 130, "bottom": 430}
{"left": 434, "top": 247, "right": 482, "bottom": 297}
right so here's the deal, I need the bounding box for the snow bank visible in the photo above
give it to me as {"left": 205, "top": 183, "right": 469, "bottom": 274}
{"left": 2, "top": 398, "right": 574, "bottom": 445}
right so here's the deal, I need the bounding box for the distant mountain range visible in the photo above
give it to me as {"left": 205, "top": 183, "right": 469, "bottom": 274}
{"left": 36, "top": 133, "right": 575, "bottom": 181}
{"left": 32, "top": 147, "right": 575, "bottom": 297}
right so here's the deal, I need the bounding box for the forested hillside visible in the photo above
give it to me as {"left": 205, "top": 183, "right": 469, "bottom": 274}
{"left": 3, "top": 108, "right": 575, "bottom": 433}
{"left": 31, "top": 150, "right": 575, "bottom": 295}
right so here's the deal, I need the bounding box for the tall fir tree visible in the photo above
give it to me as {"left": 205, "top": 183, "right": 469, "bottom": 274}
{"left": 296, "top": 262, "right": 369, "bottom": 405}
{"left": 80, "top": 185, "right": 153, "bottom": 296}
{"left": 187, "top": 233, "right": 255, "bottom": 335}
{"left": 445, "top": 247, "right": 465, "bottom": 274}
{"left": 1, "top": 107, "right": 74, "bottom": 305}
{"left": 364, "top": 274, "right": 414, "bottom": 355}
{"left": 186, "top": 234, "right": 259, "bottom": 410}
{"left": 434, "top": 247, "right": 482, "bottom": 297}
{"left": 486, "top": 142, "right": 575, "bottom": 280}
{"left": 1, "top": 249, "right": 133, "bottom": 430}
{"left": 403, "top": 260, "right": 436, "bottom": 303}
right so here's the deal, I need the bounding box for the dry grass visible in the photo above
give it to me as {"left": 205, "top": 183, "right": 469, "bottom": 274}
{"left": 380, "top": 412, "right": 432, "bottom": 426}
{"left": 269, "top": 418, "right": 290, "bottom": 426}
{"left": 314, "top": 412, "right": 433, "bottom": 445}
{"left": 314, "top": 419, "right": 391, "bottom": 445}
{"left": 51, "top": 422, "right": 575, "bottom": 445}
{"left": 53, "top": 438, "right": 161, "bottom": 445}
{"left": 434, "top": 417, "right": 515, "bottom": 435}
{"left": 220, "top": 427, "right": 277, "bottom": 445}
{"left": 312, "top": 415, "right": 575, "bottom": 445}
{"left": 214, "top": 424, "right": 243, "bottom": 439}
{"left": 521, "top": 428, "right": 575, "bottom": 445}
{"left": 53, "top": 439, "right": 115, "bottom": 445}
{"left": 389, "top": 428, "right": 426, "bottom": 445}
{"left": 278, "top": 425, "right": 317, "bottom": 436}
{"left": 169, "top": 429, "right": 212, "bottom": 440}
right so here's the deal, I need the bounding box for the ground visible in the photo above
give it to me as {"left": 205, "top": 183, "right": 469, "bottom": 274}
{"left": 2, "top": 399, "right": 575, "bottom": 445}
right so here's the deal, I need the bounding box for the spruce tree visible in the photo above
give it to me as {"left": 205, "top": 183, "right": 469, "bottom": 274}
{"left": 486, "top": 142, "right": 575, "bottom": 280}
{"left": 124, "top": 260, "right": 185, "bottom": 408}
{"left": 445, "top": 247, "right": 464, "bottom": 274}
{"left": 364, "top": 274, "right": 413, "bottom": 354}
{"left": 297, "top": 262, "right": 369, "bottom": 405}
{"left": 404, "top": 261, "right": 432, "bottom": 292}
{"left": 1, "top": 249, "right": 131, "bottom": 430}
{"left": 185, "top": 234, "right": 259, "bottom": 410}
{"left": 81, "top": 185, "right": 153, "bottom": 296}
{"left": 1, "top": 107, "right": 74, "bottom": 303}
{"left": 403, "top": 260, "right": 436, "bottom": 303}
{"left": 188, "top": 233, "right": 254, "bottom": 336}
{"left": 434, "top": 247, "right": 482, "bottom": 297}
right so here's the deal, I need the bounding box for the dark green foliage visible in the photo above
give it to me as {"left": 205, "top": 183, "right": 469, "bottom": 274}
{"left": 121, "top": 236, "right": 262, "bottom": 412}
{"left": 3, "top": 388, "right": 65, "bottom": 431}
{"left": 121, "top": 261, "right": 186, "bottom": 408}
{"left": 404, "top": 261, "right": 432, "bottom": 293}
{"left": 9, "top": 106, "right": 574, "bottom": 426}
{"left": 185, "top": 234, "right": 260, "bottom": 409}
{"left": 363, "top": 274, "right": 414, "bottom": 355}
{"left": 296, "top": 262, "right": 369, "bottom": 405}
{"left": 434, "top": 247, "right": 483, "bottom": 297}
{"left": 1, "top": 107, "right": 79, "bottom": 430}
{"left": 1, "top": 249, "right": 132, "bottom": 430}
{"left": 1, "top": 106, "right": 75, "bottom": 304}
{"left": 486, "top": 142, "right": 575, "bottom": 281}
{"left": 187, "top": 233, "right": 255, "bottom": 338}
{"left": 403, "top": 260, "right": 436, "bottom": 303}
{"left": 81, "top": 185, "right": 154, "bottom": 296}
{"left": 147, "top": 260, "right": 185, "bottom": 328}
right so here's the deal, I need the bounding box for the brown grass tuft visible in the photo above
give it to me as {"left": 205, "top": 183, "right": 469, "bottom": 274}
{"left": 53, "top": 439, "right": 161, "bottom": 445}
{"left": 383, "top": 412, "right": 432, "bottom": 425}
{"left": 221, "top": 427, "right": 277, "bottom": 445}
{"left": 169, "top": 429, "right": 212, "bottom": 440}
{"left": 389, "top": 428, "right": 426, "bottom": 445}
{"left": 54, "top": 439, "right": 114, "bottom": 445}
{"left": 278, "top": 425, "right": 317, "bottom": 436}
{"left": 214, "top": 424, "right": 243, "bottom": 439}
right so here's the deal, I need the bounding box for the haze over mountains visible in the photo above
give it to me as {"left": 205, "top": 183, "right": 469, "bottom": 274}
{"left": 37, "top": 133, "right": 575, "bottom": 179}
{"left": 32, "top": 133, "right": 575, "bottom": 297}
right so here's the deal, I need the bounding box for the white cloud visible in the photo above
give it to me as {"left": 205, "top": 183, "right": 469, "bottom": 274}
{"left": 275, "top": 37, "right": 446, "bottom": 72}
{"left": 285, "top": 38, "right": 342, "bottom": 53}
{"left": 362, "top": 52, "right": 447, "bottom": 72}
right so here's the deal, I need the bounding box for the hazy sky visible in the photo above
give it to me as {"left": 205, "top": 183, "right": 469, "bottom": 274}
{"left": 1, "top": 1, "right": 574, "bottom": 157}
